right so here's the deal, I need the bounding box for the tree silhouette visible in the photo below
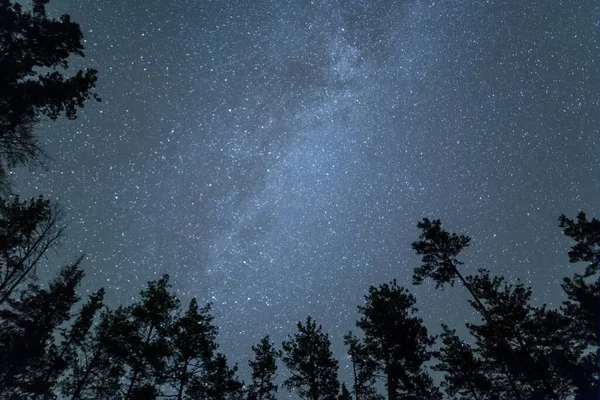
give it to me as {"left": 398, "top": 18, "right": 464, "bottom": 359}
{"left": 248, "top": 335, "right": 281, "bottom": 400}
{"left": 167, "top": 298, "right": 219, "bottom": 400}
{"left": 0, "top": 195, "right": 64, "bottom": 306}
{"left": 0, "top": 258, "right": 84, "bottom": 397}
{"left": 559, "top": 212, "right": 599, "bottom": 277}
{"left": 558, "top": 212, "right": 599, "bottom": 399}
{"left": 60, "top": 306, "right": 128, "bottom": 400}
{"left": 40, "top": 287, "right": 105, "bottom": 394}
{"left": 433, "top": 324, "right": 496, "bottom": 400}
{"left": 465, "top": 271, "right": 592, "bottom": 400}
{"left": 0, "top": 0, "right": 99, "bottom": 189}
{"left": 352, "top": 280, "right": 441, "bottom": 400}
{"left": 343, "top": 332, "right": 381, "bottom": 400}
{"left": 338, "top": 383, "right": 352, "bottom": 400}
{"left": 411, "top": 218, "right": 559, "bottom": 400}
{"left": 117, "top": 275, "right": 180, "bottom": 400}
{"left": 187, "top": 352, "right": 244, "bottom": 400}
{"left": 282, "top": 316, "right": 340, "bottom": 400}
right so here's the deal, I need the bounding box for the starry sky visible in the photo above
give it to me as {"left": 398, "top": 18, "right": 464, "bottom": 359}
{"left": 15, "top": 0, "right": 599, "bottom": 385}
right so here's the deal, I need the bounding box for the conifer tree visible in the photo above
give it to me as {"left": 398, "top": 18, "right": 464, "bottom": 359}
{"left": 0, "top": 195, "right": 64, "bottom": 306}
{"left": 187, "top": 352, "right": 244, "bottom": 400}
{"left": 352, "top": 280, "right": 440, "bottom": 400}
{"left": 0, "top": 258, "right": 84, "bottom": 397}
{"left": 168, "top": 298, "right": 219, "bottom": 400}
{"left": 60, "top": 306, "right": 129, "bottom": 400}
{"left": 248, "top": 335, "right": 281, "bottom": 400}
{"left": 40, "top": 287, "right": 105, "bottom": 393}
{"left": 558, "top": 212, "right": 599, "bottom": 399}
{"left": 338, "top": 383, "right": 351, "bottom": 400}
{"left": 282, "top": 316, "right": 339, "bottom": 400}
{"left": 343, "top": 332, "right": 381, "bottom": 400}
{"left": 434, "top": 324, "right": 496, "bottom": 400}
{"left": 559, "top": 212, "right": 599, "bottom": 346}
{"left": 118, "top": 275, "right": 180, "bottom": 400}
{"left": 464, "top": 270, "right": 590, "bottom": 399}
{"left": 411, "top": 218, "right": 559, "bottom": 400}
{"left": 0, "top": 0, "right": 99, "bottom": 189}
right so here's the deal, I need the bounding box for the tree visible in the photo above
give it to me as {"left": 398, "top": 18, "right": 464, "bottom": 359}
{"left": 558, "top": 212, "right": 599, "bottom": 399}
{"left": 0, "top": 195, "right": 64, "bottom": 306}
{"left": 433, "top": 324, "right": 496, "bottom": 400}
{"left": 187, "top": 352, "right": 244, "bottom": 400}
{"left": 464, "top": 270, "right": 590, "bottom": 400}
{"left": 167, "top": 298, "right": 219, "bottom": 400}
{"left": 0, "top": 258, "right": 84, "bottom": 398}
{"left": 338, "top": 383, "right": 351, "bottom": 400}
{"left": 343, "top": 332, "right": 381, "bottom": 400}
{"left": 117, "top": 275, "right": 180, "bottom": 400}
{"left": 282, "top": 316, "right": 339, "bottom": 400}
{"left": 0, "top": 0, "right": 99, "bottom": 189}
{"left": 411, "top": 218, "right": 559, "bottom": 400}
{"left": 559, "top": 212, "right": 599, "bottom": 345}
{"left": 40, "top": 287, "right": 105, "bottom": 394}
{"left": 352, "top": 280, "right": 440, "bottom": 400}
{"left": 248, "top": 335, "right": 281, "bottom": 400}
{"left": 60, "top": 306, "right": 128, "bottom": 400}
{"left": 559, "top": 212, "right": 599, "bottom": 278}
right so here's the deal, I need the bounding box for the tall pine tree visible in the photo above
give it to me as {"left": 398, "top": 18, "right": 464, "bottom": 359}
{"left": 187, "top": 352, "right": 244, "bottom": 400}
{"left": 248, "top": 335, "right": 281, "bottom": 400}
{"left": 60, "top": 306, "right": 129, "bottom": 400}
{"left": 0, "top": 195, "right": 64, "bottom": 306}
{"left": 0, "top": 258, "right": 84, "bottom": 397}
{"left": 411, "top": 218, "right": 559, "bottom": 400}
{"left": 167, "top": 297, "right": 219, "bottom": 400}
{"left": 117, "top": 275, "right": 180, "bottom": 400}
{"left": 351, "top": 280, "right": 440, "bottom": 400}
{"left": 282, "top": 316, "right": 339, "bottom": 400}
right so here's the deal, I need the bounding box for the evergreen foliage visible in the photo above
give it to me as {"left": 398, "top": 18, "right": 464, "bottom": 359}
{"left": 282, "top": 316, "right": 340, "bottom": 400}
{"left": 0, "top": 1, "right": 597, "bottom": 399}
{"left": 248, "top": 336, "right": 281, "bottom": 400}
{"left": 0, "top": 0, "right": 99, "bottom": 190}
{"left": 349, "top": 280, "right": 441, "bottom": 400}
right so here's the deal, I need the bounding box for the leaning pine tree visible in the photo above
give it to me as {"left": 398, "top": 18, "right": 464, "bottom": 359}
{"left": 411, "top": 218, "right": 562, "bottom": 400}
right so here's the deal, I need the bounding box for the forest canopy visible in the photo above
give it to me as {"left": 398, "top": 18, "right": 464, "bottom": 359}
{"left": 0, "top": 1, "right": 597, "bottom": 399}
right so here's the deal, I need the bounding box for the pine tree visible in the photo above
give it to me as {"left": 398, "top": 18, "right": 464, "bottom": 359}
{"left": 118, "top": 274, "right": 180, "bottom": 400}
{"left": 343, "top": 332, "right": 381, "bottom": 400}
{"left": 187, "top": 352, "right": 244, "bottom": 400}
{"left": 558, "top": 212, "right": 599, "bottom": 399}
{"left": 39, "top": 287, "right": 105, "bottom": 394}
{"left": 352, "top": 280, "right": 440, "bottom": 400}
{"left": 411, "top": 218, "right": 559, "bottom": 400}
{"left": 282, "top": 316, "right": 339, "bottom": 400}
{"left": 338, "top": 383, "right": 351, "bottom": 400}
{"left": 465, "top": 271, "right": 589, "bottom": 399}
{"left": 0, "top": 258, "right": 84, "bottom": 397}
{"left": 60, "top": 306, "right": 128, "bottom": 400}
{"left": 0, "top": 0, "right": 99, "bottom": 189}
{"left": 433, "top": 324, "right": 496, "bottom": 400}
{"left": 167, "top": 298, "right": 219, "bottom": 400}
{"left": 248, "top": 335, "right": 281, "bottom": 400}
{"left": 0, "top": 195, "right": 64, "bottom": 306}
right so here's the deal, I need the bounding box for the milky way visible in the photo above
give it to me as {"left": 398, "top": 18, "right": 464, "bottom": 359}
{"left": 17, "top": 0, "right": 598, "bottom": 383}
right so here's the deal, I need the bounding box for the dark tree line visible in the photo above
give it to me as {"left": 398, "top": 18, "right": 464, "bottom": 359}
{"left": 0, "top": 0, "right": 597, "bottom": 399}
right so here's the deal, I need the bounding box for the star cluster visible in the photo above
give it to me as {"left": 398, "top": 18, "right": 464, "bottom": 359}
{"left": 17, "top": 0, "right": 599, "bottom": 383}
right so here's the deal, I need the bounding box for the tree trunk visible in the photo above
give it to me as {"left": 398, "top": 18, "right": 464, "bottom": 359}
{"left": 124, "top": 324, "right": 155, "bottom": 400}
{"left": 176, "top": 359, "right": 189, "bottom": 400}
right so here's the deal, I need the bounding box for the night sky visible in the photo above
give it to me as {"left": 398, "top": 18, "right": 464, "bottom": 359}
{"left": 15, "top": 0, "right": 599, "bottom": 385}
